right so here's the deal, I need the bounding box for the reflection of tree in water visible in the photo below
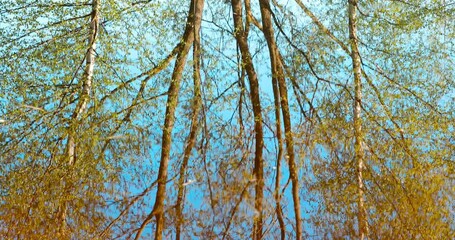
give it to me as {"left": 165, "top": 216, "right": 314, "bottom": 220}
{"left": 0, "top": 0, "right": 453, "bottom": 239}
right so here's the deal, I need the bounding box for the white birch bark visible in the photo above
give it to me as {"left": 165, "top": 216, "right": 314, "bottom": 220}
{"left": 58, "top": 0, "right": 100, "bottom": 233}
{"left": 348, "top": 0, "right": 369, "bottom": 239}
{"left": 67, "top": 0, "right": 100, "bottom": 165}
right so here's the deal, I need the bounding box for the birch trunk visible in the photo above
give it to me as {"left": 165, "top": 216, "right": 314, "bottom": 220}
{"left": 67, "top": 0, "right": 100, "bottom": 165}
{"left": 58, "top": 0, "right": 100, "bottom": 234}
{"left": 348, "top": 0, "right": 369, "bottom": 238}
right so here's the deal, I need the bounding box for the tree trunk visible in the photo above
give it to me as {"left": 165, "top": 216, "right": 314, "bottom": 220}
{"left": 271, "top": 40, "right": 286, "bottom": 240}
{"left": 133, "top": 1, "right": 204, "bottom": 239}
{"left": 58, "top": 0, "right": 100, "bottom": 234}
{"left": 230, "top": 0, "right": 265, "bottom": 239}
{"left": 348, "top": 0, "right": 369, "bottom": 239}
{"left": 67, "top": 0, "right": 100, "bottom": 165}
{"left": 258, "top": 0, "right": 303, "bottom": 238}
{"left": 175, "top": 13, "right": 203, "bottom": 239}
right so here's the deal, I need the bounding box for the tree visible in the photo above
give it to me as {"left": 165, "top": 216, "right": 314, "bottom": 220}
{"left": 258, "top": 0, "right": 303, "bottom": 238}
{"left": 133, "top": 0, "right": 204, "bottom": 239}
{"left": 1, "top": 0, "right": 453, "bottom": 239}
{"left": 348, "top": 0, "right": 369, "bottom": 238}
{"left": 230, "top": 0, "right": 265, "bottom": 238}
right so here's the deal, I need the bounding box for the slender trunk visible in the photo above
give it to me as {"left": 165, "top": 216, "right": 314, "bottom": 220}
{"left": 269, "top": 40, "right": 286, "bottom": 240}
{"left": 244, "top": 0, "right": 252, "bottom": 35}
{"left": 134, "top": 1, "right": 204, "bottom": 239}
{"left": 272, "top": 64, "right": 286, "bottom": 240}
{"left": 348, "top": 0, "right": 369, "bottom": 239}
{"left": 58, "top": 0, "right": 100, "bottom": 234}
{"left": 230, "top": 0, "right": 264, "bottom": 239}
{"left": 175, "top": 16, "right": 203, "bottom": 240}
{"left": 67, "top": 0, "right": 100, "bottom": 165}
{"left": 258, "top": 0, "right": 302, "bottom": 238}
